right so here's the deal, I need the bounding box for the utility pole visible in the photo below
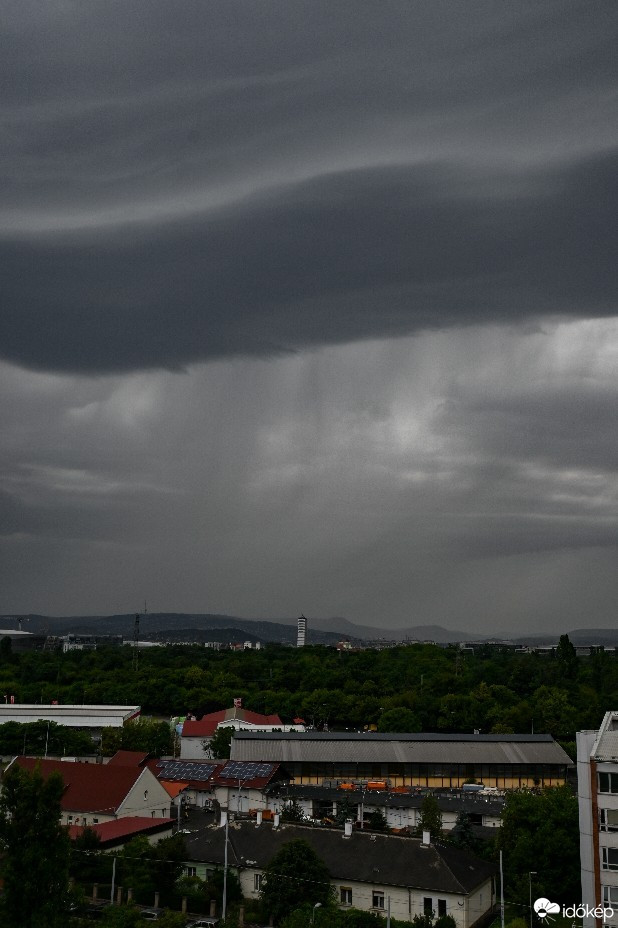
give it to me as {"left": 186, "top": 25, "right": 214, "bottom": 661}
{"left": 110, "top": 857, "right": 117, "bottom": 906}
{"left": 500, "top": 850, "right": 505, "bottom": 928}
{"left": 222, "top": 813, "right": 229, "bottom": 920}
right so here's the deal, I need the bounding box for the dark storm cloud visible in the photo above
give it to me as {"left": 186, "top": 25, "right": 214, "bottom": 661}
{"left": 1, "top": 152, "right": 616, "bottom": 373}
{"left": 1, "top": 0, "right": 616, "bottom": 373}
{"left": 1, "top": 1, "right": 617, "bottom": 632}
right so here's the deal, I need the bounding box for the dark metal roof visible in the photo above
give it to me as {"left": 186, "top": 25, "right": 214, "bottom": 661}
{"left": 230, "top": 732, "right": 571, "bottom": 766}
{"left": 182, "top": 821, "right": 495, "bottom": 895}
{"left": 234, "top": 732, "right": 557, "bottom": 742}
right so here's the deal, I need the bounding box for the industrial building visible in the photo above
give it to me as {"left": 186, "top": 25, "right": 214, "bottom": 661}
{"left": 230, "top": 731, "right": 572, "bottom": 789}
{"left": 0, "top": 704, "right": 140, "bottom": 742}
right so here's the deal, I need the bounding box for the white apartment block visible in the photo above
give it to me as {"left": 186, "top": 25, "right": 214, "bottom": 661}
{"left": 578, "top": 712, "right": 618, "bottom": 928}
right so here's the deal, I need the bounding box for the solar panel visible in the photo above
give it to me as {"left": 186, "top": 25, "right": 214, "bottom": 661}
{"left": 157, "top": 761, "right": 218, "bottom": 781}
{"left": 219, "top": 760, "right": 275, "bottom": 781}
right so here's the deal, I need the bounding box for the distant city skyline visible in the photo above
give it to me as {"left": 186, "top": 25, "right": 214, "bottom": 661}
{"left": 1, "top": 2, "right": 616, "bottom": 636}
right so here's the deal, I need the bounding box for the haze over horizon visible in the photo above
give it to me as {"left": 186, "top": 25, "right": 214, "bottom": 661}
{"left": 1, "top": 2, "right": 617, "bottom": 637}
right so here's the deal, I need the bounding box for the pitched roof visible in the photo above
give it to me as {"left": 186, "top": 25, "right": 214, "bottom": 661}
{"left": 182, "top": 822, "right": 495, "bottom": 894}
{"left": 182, "top": 718, "right": 219, "bottom": 738}
{"left": 145, "top": 758, "right": 283, "bottom": 791}
{"left": 12, "top": 757, "right": 145, "bottom": 815}
{"left": 107, "top": 751, "right": 150, "bottom": 767}
{"left": 68, "top": 816, "right": 173, "bottom": 846}
{"left": 159, "top": 780, "right": 188, "bottom": 798}
{"left": 182, "top": 708, "right": 282, "bottom": 738}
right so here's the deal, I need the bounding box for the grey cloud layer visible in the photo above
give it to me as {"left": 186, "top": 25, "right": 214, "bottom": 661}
{"left": 1, "top": 1, "right": 616, "bottom": 373}
{"left": 1, "top": 2, "right": 617, "bottom": 632}
{"left": 1, "top": 324, "right": 616, "bottom": 630}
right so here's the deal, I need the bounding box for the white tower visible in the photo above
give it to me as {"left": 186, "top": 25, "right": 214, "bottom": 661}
{"left": 296, "top": 614, "right": 307, "bottom": 647}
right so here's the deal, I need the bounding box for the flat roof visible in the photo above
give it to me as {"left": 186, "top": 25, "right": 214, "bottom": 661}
{"left": 0, "top": 705, "right": 140, "bottom": 728}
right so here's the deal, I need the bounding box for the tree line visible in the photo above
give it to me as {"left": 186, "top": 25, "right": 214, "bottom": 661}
{"left": 0, "top": 634, "right": 613, "bottom": 741}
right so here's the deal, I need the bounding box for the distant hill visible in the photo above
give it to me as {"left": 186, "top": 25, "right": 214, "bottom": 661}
{"left": 308, "top": 617, "right": 477, "bottom": 643}
{"left": 5, "top": 613, "right": 614, "bottom": 647}
{"left": 147, "top": 627, "right": 262, "bottom": 644}
{"left": 2, "top": 613, "right": 346, "bottom": 645}
{"left": 2, "top": 612, "right": 474, "bottom": 645}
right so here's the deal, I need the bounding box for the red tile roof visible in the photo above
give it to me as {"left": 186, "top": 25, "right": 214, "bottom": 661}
{"left": 143, "top": 757, "right": 283, "bottom": 791}
{"left": 13, "top": 757, "right": 145, "bottom": 815}
{"left": 68, "top": 816, "right": 173, "bottom": 845}
{"left": 159, "top": 781, "right": 188, "bottom": 798}
{"left": 182, "top": 718, "right": 218, "bottom": 737}
{"left": 182, "top": 707, "right": 282, "bottom": 738}
{"left": 107, "top": 750, "right": 150, "bottom": 767}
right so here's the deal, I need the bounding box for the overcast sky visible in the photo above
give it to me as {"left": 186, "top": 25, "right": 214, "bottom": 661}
{"left": 1, "top": 1, "right": 616, "bottom": 636}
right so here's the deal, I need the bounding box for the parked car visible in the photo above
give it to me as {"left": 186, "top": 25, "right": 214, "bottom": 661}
{"left": 140, "top": 910, "right": 163, "bottom": 921}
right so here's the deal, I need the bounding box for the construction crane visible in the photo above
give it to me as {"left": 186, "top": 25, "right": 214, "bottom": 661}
{"left": 132, "top": 612, "right": 140, "bottom": 671}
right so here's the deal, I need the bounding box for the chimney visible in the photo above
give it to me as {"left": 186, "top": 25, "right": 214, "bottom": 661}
{"left": 422, "top": 830, "right": 430, "bottom": 846}
{"left": 273, "top": 812, "right": 280, "bottom": 828}
{"left": 344, "top": 819, "right": 353, "bottom": 838}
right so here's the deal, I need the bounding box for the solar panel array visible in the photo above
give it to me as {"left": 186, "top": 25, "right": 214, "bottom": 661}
{"left": 157, "top": 760, "right": 218, "bottom": 781}
{"left": 219, "top": 761, "right": 275, "bottom": 781}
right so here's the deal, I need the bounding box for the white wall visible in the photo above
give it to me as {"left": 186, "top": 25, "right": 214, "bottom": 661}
{"left": 116, "top": 769, "right": 172, "bottom": 819}
{"left": 578, "top": 729, "right": 599, "bottom": 927}
{"left": 236, "top": 866, "right": 492, "bottom": 928}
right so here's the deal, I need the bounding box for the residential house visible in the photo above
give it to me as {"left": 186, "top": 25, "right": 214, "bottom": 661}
{"left": 8, "top": 756, "right": 172, "bottom": 827}
{"left": 181, "top": 819, "right": 495, "bottom": 927}
{"left": 180, "top": 705, "right": 304, "bottom": 760}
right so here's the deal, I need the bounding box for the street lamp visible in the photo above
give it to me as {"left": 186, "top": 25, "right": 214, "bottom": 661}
{"left": 529, "top": 871, "right": 537, "bottom": 928}
{"left": 311, "top": 902, "right": 322, "bottom": 924}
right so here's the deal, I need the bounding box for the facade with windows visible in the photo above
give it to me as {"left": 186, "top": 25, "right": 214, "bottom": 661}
{"left": 270, "top": 783, "right": 504, "bottom": 832}
{"left": 182, "top": 819, "right": 495, "bottom": 927}
{"left": 578, "top": 713, "right": 618, "bottom": 928}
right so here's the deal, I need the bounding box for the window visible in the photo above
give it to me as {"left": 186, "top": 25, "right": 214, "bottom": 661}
{"left": 600, "top": 809, "right": 618, "bottom": 831}
{"left": 254, "top": 873, "right": 263, "bottom": 892}
{"left": 92, "top": 818, "right": 99, "bottom": 824}
{"left": 372, "top": 891, "right": 385, "bottom": 910}
{"left": 424, "top": 898, "right": 433, "bottom": 916}
{"left": 185, "top": 867, "right": 197, "bottom": 877}
{"left": 340, "top": 887, "right": 353, "bottom": 906}
{"left": 602, "top": 848, "right": 618, "bottom": 871}
{"left": 438, "top": 900, "right": 447, "bottom": 917}
{"left": 603, "top": 886, "right": 618, "bottom": 906}
{"left": 599, "top": 773, "right": 618, "bottom": 794}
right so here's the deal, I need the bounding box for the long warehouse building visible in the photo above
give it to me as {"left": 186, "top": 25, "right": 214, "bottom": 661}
{"left": 230, "top": 731, "right": 572, "bottom": 789}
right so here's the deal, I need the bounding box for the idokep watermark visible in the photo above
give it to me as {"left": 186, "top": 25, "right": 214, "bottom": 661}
{"left": 534, "top": 897, "right": 614, "bottom": 921}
